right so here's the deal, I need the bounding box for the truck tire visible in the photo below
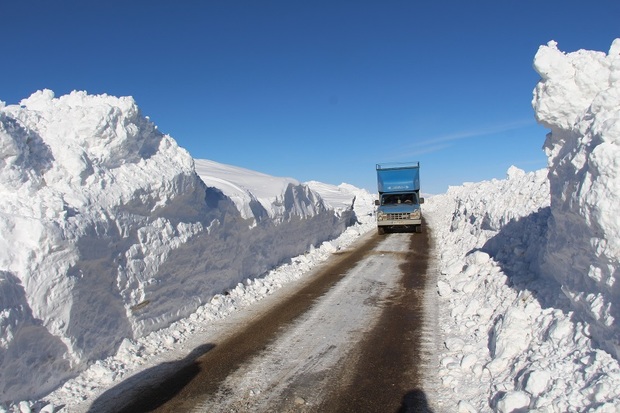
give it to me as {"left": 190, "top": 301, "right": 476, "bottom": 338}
{"left": 378, "top": 227, "right": 386, "bottom": 235}
{"left": 415, "top": 225, "right": 422, "bottom": 233}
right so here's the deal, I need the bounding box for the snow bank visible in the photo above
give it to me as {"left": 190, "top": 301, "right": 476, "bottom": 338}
{"left": 427, "top": 168, "right": 620, "bottom": 412}
{"left": 35, "top": 180, "right": 374, "bottom": 413}
{"left": 0, "top": 90, "right": 362, "bottom": 405}
{"left": 195, "top": 160, "right": 360, "bottom": 227}
{"left": 533, "top": 39, "right": 620, "bottom": 358}
{"left": 425, "top": 39, "right": 620, "bottom": 412}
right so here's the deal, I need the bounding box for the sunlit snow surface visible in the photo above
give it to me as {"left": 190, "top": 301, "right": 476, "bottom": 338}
{"left": 0, "top": 89, "right": 373, "bottom": 410}
{"left": 3, "top": 38, "right": 620, "bottom": 413}
{"left": 424, "top": 38, "right": 620, "bottom": 412}
{"left": 426, "top": 168, "right": 620, "bottom": 412}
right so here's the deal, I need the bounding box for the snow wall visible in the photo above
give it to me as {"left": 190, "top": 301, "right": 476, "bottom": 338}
{"left": 0, "top": 90, "right": 358, "bottom": 403}
{"left": 428, "top": 166, "right": 620, "bottom": 411}
{"left": 533, "top": 39, "right": 620, "bottom": 358}
{"left": 424, "top": 39, "right": 620, "bottom": 411}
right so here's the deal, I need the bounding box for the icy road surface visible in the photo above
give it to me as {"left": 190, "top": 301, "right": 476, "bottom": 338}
{"left": 88, "top": 227, "right": 438, "bottom": 413}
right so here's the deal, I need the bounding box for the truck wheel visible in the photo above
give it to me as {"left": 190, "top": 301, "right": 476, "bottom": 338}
{"left": 378, "top": 227, "right": 386, "bottom": 235}
{"left": 415, "top": 225, "right": 422, "bottom": 233}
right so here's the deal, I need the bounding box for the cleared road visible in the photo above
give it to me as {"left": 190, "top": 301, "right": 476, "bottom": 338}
{"left": 92, "top": 224, "right": 435, "bottom": 413}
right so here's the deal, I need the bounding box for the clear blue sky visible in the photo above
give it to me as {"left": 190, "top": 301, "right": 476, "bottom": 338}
{"left": 2, "top": 1, "right": 618, "bottom": 194}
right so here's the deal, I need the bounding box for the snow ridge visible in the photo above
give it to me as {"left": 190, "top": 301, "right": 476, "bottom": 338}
{"left": 534, "top": 39, "right": 620, "bottom": 359}
{"left": 0, "top": 90, "right": 361, "bottom": 404}
{"left": 427, "top": 167, "right": 620, "bottom": 412}
{"left": 425, "top": 39, "right": 620, "bottom": 412}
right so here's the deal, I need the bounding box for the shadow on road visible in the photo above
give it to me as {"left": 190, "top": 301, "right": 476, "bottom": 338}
{"left": 397, "top": 388, "right": 435, "bottom": 413}
{"left": 87, "top": 343, "right": 215, "bottom": 413}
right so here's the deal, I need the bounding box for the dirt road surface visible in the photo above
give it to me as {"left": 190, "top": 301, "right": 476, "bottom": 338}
{"left": 88, "top": 225, "right": 438, "bottom": 413}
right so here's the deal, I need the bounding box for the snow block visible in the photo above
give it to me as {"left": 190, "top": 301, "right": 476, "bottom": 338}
{"left": 533, "top": 39, "right": 620, "bottom": 358}
{"left": 0, "top": 90, "right": 360, "bottom": 403}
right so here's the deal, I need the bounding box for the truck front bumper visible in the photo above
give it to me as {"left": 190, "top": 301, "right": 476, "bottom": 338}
{"left": 377, "top": 218, "right": 422, "bottom": 227}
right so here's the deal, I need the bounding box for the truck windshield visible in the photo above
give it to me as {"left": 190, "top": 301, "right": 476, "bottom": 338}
{"left": 382, "top": 193, "right": 417, "bottom": 205}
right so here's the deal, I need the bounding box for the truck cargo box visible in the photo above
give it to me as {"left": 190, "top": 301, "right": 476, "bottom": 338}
{"left": 376, "top": 162, "right": 420, "bottom": 193}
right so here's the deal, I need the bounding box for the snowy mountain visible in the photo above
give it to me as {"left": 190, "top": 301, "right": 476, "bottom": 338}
{"left": 2, "top": 38, "right": 620, "bottom": 413}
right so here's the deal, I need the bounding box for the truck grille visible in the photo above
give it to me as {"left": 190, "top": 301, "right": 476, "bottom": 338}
{"left": 387, "top": 213, "right": 409, "bottom": 220}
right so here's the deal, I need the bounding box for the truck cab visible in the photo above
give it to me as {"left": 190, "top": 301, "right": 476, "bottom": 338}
{"left": 375, "top": 162, "right": 424, "bottom": 235}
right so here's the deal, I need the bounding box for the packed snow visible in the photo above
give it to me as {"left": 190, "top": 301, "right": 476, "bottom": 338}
{"left": 425, "top": 39, "right": 620, "bottom": 412}
{"left": 0, "top": 89, "right": 373, "bottom": 411}
{"left": 1, "top": 38, "right": 620, "bottom": 413}
{"left": 534, "top": 39, "right": 620, "bottom": 361}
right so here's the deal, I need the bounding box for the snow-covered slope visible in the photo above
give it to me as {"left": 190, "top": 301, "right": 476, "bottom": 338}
{"left": 0, "top": 90, "right": 364, "bottom": 405}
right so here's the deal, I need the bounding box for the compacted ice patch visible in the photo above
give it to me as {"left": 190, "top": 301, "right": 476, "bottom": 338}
{"left": 0, "top": 90, "right": 371, "bottom": 409}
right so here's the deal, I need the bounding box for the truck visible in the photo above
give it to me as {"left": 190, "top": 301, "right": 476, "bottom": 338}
{"left": 374, "top": 162, "right": 424, "bottom": 235}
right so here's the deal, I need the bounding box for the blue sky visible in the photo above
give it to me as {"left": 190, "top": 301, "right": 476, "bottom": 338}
{"left": 2, "top": 1, "right": 619, "bottom": 194}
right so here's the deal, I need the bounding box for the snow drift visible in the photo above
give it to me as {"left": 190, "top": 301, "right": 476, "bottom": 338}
{"left": 425, "top": 39, "right": 620, "bottom": 412}
{"left": 427, "top": 168, "right": 620, "bottom": 412}
{"left": 534, "top": 39, "right": 620, "bottom": 359}
{"left": 0, "top": 90, "right": 360, "bottom": 403}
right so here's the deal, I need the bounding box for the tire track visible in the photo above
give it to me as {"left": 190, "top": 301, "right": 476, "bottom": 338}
{"left": 318, "top": 222, "right": 434, "bottom": 412}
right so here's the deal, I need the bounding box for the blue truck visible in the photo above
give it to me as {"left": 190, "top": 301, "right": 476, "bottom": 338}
{"left": 374, "top": 162, "right": 424, "bottom": 235}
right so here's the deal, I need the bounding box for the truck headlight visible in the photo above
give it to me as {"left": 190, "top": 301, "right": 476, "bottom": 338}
{"left": 410, "top": 210, "right": 420, "bottom": 219}
{"left": 377, "top": 212, "right": 387, "bottom": 221}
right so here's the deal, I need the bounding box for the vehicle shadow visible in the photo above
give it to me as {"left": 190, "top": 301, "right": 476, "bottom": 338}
{"left": 396, "top": 388, "right": 435, "bottom": 413}
{"left": 86, "top": 343, "right": 215, "bottom": 413}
